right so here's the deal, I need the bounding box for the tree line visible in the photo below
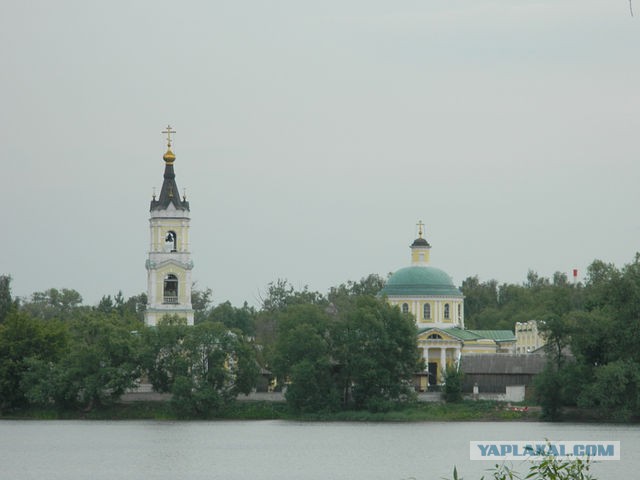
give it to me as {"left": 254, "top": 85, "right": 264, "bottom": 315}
{"left": 460, "top": 255, "right": 640, "bottom": 421}
{"left": 0, "top": 274, "right": 420, "bottom": 416}
{"left": 2, "top": 252, "right": 640, "bottom": 420}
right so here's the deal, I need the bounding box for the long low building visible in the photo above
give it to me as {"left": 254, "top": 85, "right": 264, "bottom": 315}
{"left": 460, "top": 353, "right": 547, "bottom": 395}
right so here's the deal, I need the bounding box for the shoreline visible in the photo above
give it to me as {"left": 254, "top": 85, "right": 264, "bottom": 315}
{"left": 2, "top": 399, "right": 619, "bottom": 423}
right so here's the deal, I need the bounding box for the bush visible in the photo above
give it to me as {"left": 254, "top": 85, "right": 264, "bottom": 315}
{"left": 449, "top": 453, "right": 595, "bottom": 480}
{"left": 443, "top": 365, "right": 464, "bottom": 403}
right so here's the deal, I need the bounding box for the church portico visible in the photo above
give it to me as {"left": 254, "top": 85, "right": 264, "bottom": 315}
{"left": 418, "top": 332, "right": 462, "bottom": 387}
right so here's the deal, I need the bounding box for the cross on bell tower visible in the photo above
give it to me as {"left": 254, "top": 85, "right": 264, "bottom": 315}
{"left": 162, "top": 125, "right": 176, "bottom": 148}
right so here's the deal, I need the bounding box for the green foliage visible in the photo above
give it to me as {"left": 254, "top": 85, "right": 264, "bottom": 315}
{"left": 461, "top": 271, "right": 584, "bottom": 332}
{"left": 141, "top": 316, "right": 190, "bottom": 392}
{"left": 533, "top": 365, "right": 565, "bottom": 421}
{"left": 528, "top": 456, "right": 594, "bottom": 480}
{"left": 270, "top": 304, "right": 338, "bottom": 412}
{"left": 144, "top": 320, "right": 259, "bottom": 418}
{"left": 191, "top": 285, "right": 213, "bottom": 323}
{"left": 96, "top": 291, "right": 147, "bottom": 323}
{"left": 578, "top": 359, "right": 640, "bottom": 421}
{"left": 0, "top": 311, "right": 68, "bottom": 411}
{"left": 463, "top": 257, "right": 640, "bottom": 421}
{"left": 23, "top": 312, "right": 142, "bottom": 411}
{"left": 0, "top": 274, "right": 15, "bottom": 324}
{"left": 449, "top": 454, "right": 595, "bottom": 480}
{"left": 461, "top": 276, "right": 499, "bottom": 329}
{"left": 21, "top": 288, "right": 84, "bottom": 320}
{"left": 260, "top": 279, "right": 326, "bottom": 312}
{"left": 204, "top": 300, "right": 256, "bottom": 335}
{"left": 285, "top": 358, "right": 340, "bottom": 413}
{"left": 331, "top": 297, "right": 418, "bottom": 411}
{"left": 443, "top": 365, "right": 464, "bottom": 403}
{"left": 267, "top": 293, "right": 419, "bottom": 413}
{"left": 533, "top": 361, "right": 586, "bottom": 421}
{"left": 327, "top": 274, "right": 387, "bottom": 305}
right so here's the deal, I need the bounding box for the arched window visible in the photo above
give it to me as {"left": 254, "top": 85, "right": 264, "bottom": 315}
{"left": 165, "top": 231, "right": 177, "bottom": 252}
{"left": 163, "top": 274, "right": 178, "bottom": 304}
{"left": 423, "top": 303, "right": 431, "bottom": 320}
{"left": 444, "top": 303, "right": 450, "bottom": 319}
{"left": 402, "top": 303, "right": 409, "bottom": 314}
{"left": 427, "top": 333, "right": 442, "bottom": 340}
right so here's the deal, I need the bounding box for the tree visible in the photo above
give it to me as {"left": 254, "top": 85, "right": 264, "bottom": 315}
{"left": 96, "top": 291, "right": 146, "bottom": 323}
{"left": 460, "top": 276, "right": 499, "bottom": 329}
{"left": 141, "top": 315, "right": 191, "bottom": 393}
{"left": 191, "top": 285, "right": 213, "bottom": 323}
{"left": 24, "top": 311, "right": 141, "bottom": 411}
{"left": 169, "top": 322, "right": 258, "bottom": 417}
{"left": 578, "top": 359, "right": 640, "bottom": 421}
{"left": 123, "top": 292, "right": 147, "bottom": 323}
{"left": 443, "top": 364, "right": 464, "bottom": 403}
{"left": 255, "top": 279, "right": 326, "bottom": 369}
{"left": 260, "top": 279, "right": 325, "bottom": 312}
{"left": 143, "top": 316, "right": 258, "bottom": 417}
{"left": 204, "top": 301, "right": 256, "bottom": 336}
{"left": 21, "top": 288, "right": 84, "bottom": 320}
{"left": 331, "top": 297, "right": 419, "bottom": 411}
{"left": 328, "top": 274, "right": 387, "bottom": 303}
{"left": 0, "top": 311, "right": 68, "bottom": 411}
{"left": 0, "top": 275, "right": 15, "bottom": 323}
{"left": 270, "top": 304, "right": 338, "bottom": 412}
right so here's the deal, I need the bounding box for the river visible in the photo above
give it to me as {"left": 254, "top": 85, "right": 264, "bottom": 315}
{"left": 0, "top": 420, "right": 635, "bottom": 479}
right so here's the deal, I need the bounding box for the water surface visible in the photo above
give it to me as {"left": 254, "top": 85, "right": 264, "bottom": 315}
{"left": 0, "top": 420, "right": 634, "bottom": 479}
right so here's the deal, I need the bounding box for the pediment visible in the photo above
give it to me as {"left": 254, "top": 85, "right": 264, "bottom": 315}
{"left": 153, "top": 258, "right": 193, "bottom": 270}
{"left": 417, "top": 327, "right": 460, "bottom": 343}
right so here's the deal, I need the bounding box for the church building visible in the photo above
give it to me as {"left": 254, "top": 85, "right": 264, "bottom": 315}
{"left": 144, "top": 126, "right": 195, "bottom": 326}
{"left": 379, "top": 223, "right": 515, "bottom": 390}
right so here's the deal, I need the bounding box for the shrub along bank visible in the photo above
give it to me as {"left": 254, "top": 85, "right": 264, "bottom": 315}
{"left": 1, "top": 400, "right": 541, "bottom": 422}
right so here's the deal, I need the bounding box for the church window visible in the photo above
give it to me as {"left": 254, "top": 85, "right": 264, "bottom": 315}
{"left": 402, "top": 303, "right": 409, "bottom": 314}
{"left": 427, "top": 333, "right": 442, "bottom": 340}
{"left": 444, "top": 303, "right": 450, "bottom": 319}
{"left": 165, "top": 231, "right": 177, "bottom": 252}
{"left": 423, "top": 303, "right": 431, "bottom": 320}
{"left": 458, "top": 304, "right": 462, "bottom": 319}
{"left": 163, "top": 274, "right": 179, "bottom": 304}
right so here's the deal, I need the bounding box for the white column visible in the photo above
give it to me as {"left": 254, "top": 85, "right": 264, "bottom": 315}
{"left": 424, "top": 347, "right": 430, "bottom": 385}
{"left": 440, "top": 348, "right": 446, "bottom": 383}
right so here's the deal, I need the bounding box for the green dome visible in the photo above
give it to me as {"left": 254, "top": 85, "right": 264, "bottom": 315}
{"left": 380, "top": 266, "right": 463, "bottom": 297}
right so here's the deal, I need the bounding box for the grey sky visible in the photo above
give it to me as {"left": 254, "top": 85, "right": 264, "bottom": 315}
{"left": 2, "top": 1, "right": 639, "bottom": 307}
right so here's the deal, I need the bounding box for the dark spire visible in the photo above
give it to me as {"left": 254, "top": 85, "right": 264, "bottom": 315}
{"left": 150, "top": 125, "right": 190, "bottom": 212}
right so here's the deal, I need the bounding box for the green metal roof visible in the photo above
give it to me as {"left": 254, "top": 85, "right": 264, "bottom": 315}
{"left": 379, "top": 266, "right": 463, "bottom": 297}
{"left": 417, "top": 327, "right": 515, "bottom": 342}
{"left": 468, "top": 330, "right": 516, "bottom": 342}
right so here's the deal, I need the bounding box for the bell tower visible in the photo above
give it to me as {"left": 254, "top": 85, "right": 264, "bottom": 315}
{"left": 144, "top": 125, "right": 194, "bottom": 326}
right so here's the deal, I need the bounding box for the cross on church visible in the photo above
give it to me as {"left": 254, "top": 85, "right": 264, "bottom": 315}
{"left": 416, "top": 220, "right": 424, "bottom": 238}
{"left": 162, "top": 125, "right": 176, "bottom": 148}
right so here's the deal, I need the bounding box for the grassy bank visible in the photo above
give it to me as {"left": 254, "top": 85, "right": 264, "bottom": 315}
{"left": 1, "top": 400, "right": 541, "bottom": 422}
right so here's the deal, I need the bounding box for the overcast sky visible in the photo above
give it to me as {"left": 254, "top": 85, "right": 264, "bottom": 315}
{"left": 2, "top": 1, "right": 639, "bottom": 307}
